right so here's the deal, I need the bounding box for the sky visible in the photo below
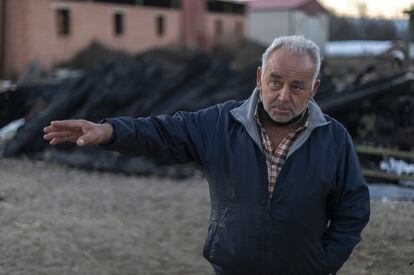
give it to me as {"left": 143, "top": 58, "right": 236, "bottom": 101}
{"left": 239, "top": 0, "right": 414, "bottom": 19}
{"left": 318, "top": 0, "right": 414, "bottom": 19}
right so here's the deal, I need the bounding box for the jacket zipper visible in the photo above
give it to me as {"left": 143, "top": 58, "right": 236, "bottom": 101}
{"left": 264, "top": 163, "right": 287, "bottom": 275}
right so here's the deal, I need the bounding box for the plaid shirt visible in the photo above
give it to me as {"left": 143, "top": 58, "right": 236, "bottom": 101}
{"left": 255, "top": 104, "right": 309, "bottom": 200}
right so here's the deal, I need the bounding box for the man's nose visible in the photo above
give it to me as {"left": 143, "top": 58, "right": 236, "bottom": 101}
{"left": 278, "top": 85, "right": 290, "bottom": 102}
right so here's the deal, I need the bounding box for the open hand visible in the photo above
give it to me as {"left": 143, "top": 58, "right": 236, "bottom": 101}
{"left": 43, "top": 119, "right": 113, "bottom": 146}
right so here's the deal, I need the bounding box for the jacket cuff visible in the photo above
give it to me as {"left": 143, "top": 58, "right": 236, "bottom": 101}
{"left": 97, "top": 119, "right": 117, "bottom": 147}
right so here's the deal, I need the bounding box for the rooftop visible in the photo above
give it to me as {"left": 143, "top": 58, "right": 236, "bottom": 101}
{"left": 325, "top": 41, "right": 396, "bottom": 57}
{"left": 247, "top": 0, "right": 328, "bottom": 15}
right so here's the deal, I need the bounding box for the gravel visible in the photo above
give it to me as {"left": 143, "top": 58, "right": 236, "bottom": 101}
{"left": 1, "top": 158, "right": 413, "bottom": 275}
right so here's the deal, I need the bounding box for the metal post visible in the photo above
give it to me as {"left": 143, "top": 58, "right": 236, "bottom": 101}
{"left": 404, "top": 8, "right": 414, "bottom": 63}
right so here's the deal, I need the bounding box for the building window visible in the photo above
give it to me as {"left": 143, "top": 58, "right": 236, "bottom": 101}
{"left": 156, "top": 15, "right": 165, "bottom": 37}
{"left": 56, "top": 9, "right": 70, "bottom": 36}
{"left": 207, "top": 1, "right": 246, "bottom": 15}
{"left": 215, "top": 19, "right": 223, "bottom": 37}
{"left": 95, "top": 0, "right": 180, "bottom": 9}
{"left": 113, "top": 13, "right": 124, "bottom": 36}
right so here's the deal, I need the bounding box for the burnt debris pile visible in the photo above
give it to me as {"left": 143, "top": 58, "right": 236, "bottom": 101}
{"left": 0, "top": 51, "right": 257, "bottom": 177}
{"left": 316, "top": 71, "right": 414, "bottom": 185}
{"left": 1, "top": 47, "right": 413, "bottom": 182}
{"left": 318, "top": 72, "right": 414, "bottom": 149}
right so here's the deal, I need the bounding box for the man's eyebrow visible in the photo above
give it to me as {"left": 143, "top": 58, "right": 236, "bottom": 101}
{"left": 268, "top": 73, "right": 281, "bottom": 79}
{"left": 292, "top": 80, "right": 305, "bottom": 85}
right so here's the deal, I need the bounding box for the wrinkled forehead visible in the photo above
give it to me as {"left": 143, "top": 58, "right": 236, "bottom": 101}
{"left": 264, "top": 48, "right": 316, "bottom": 80}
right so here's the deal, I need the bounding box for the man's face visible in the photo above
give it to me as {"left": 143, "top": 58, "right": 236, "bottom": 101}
{"left": 257, "top": 48, "right": 320, "bottom": 123}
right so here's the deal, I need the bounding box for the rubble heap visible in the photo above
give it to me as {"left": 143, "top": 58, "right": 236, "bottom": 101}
{"left": 1, "top": 51, "right": 257, "bottom": 177}
{"left": 1, "top": 47, "right": 413, "bottom": 182}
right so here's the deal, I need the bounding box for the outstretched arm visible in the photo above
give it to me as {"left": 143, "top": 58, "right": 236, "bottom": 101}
{"left": 44, "top": 105, "right": 221, "bottom": 166}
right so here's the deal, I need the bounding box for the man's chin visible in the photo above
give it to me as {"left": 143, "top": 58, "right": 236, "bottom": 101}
{"left": 270, "top": 115, "right": 291, "bottom": 123}
{"left": 262, "top": 105, "right": 293, "bottom": 123}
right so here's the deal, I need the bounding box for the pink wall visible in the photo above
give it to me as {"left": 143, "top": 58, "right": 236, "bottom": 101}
{"left": 0, "top": 0, "right": 4, "bottom": 75}
{"left": 206, "top": 12, "right": 246, "bottom": 47}
{"left": 182, "top": 0, "right": 207, "bottom": 50}
{"left": 3, "top": 0, "right": 31, "bottom": 78}
{"left": 2, "top": 0, "right": 247, "bottom": 79}
{"left": 3, "top": 0, "right": 181, "bottom": 78}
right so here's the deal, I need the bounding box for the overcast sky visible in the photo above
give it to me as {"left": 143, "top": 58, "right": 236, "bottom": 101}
{"left": 318, "top": 0, "right": 413, "bottom": 19}
{"left": 239, "top": 0, "right": 413, "bottom": 19}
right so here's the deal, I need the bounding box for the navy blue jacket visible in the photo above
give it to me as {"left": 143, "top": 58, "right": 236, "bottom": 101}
{"left": 101, "top": 89, "right": 370, "bottom": 275}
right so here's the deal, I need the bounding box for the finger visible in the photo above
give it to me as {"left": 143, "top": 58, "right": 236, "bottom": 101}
{"left": 77, "top": 138, "right": 85, "bottom": 146}
{"left": 44, "top": 131, "right": 77, "bottom": 140}
{"left": 51, "top": 120, "right": 85, "bottom": 130}
{"left": 50, "top": 136, "right": 77, "bottom": 145}
{"left": 43, "top": 125, "right": 58, "bottom": 133}
{"left": 44, "top": 125, "right": 76, "bottom": 134}
{"left": 76, "top": 132, "right": 95, "bottom": 146}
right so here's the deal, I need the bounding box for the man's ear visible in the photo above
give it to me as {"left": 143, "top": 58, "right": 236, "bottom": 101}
{"left": 311, "top": 79, "right": 320, "bottom": 98}
{"left": 256, "top": 67, "right": 262, "bottom": 89}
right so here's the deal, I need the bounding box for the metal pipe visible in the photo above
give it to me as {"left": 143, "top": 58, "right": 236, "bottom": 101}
{"left": 404, "top": 8, "right": 414, "bottom": 63}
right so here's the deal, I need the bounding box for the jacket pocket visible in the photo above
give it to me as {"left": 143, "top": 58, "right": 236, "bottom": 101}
{"left": 203, "top": 208, "right": 230, "bottom": 267}
{"left": 203, "top": 222, "right": 218, "bottom": 261}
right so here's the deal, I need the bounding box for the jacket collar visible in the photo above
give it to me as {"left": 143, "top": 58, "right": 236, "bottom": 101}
{"left": 230, "top": 87, "right": 330, "bottom": 151}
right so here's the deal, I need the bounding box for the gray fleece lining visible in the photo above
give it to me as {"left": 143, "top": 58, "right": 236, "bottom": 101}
{"left": 230, "top": 88, "right": 331, "bottom": 157}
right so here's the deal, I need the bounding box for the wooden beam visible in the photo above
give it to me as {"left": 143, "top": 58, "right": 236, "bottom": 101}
{"left": 363, "top": 169, "right": 414, "bottom": 182}
{"left": 356, "top": 145, "right": 414, "bottom": 160}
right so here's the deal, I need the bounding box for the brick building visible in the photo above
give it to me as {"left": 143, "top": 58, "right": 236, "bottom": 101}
{"left": 0, "top": 0, "right": 246, "bottom": 79}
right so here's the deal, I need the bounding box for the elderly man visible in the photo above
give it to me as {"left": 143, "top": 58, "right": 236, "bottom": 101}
{"left": 44, "top": 35, "right": 370, "bottom": 275}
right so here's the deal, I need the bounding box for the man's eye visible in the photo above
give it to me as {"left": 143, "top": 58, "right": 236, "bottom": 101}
{"left": 269, "top": 80, "right": 280, "bottom": 87}
{"left": 291, "top": 85, "right": 304, "bottom": 92}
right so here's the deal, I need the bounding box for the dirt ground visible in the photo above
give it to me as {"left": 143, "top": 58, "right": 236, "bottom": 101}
{"left": 0, "top": 158, "right": 413, "bottom": 275}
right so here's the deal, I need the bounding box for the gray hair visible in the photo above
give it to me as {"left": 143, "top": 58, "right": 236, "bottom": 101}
{"left": 261, "top": 35, "right": 322, "bottom": 80}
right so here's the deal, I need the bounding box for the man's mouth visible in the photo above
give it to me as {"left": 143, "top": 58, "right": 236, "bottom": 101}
{"left": 273, "top": 106, "right": 291, "bottom": 112}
